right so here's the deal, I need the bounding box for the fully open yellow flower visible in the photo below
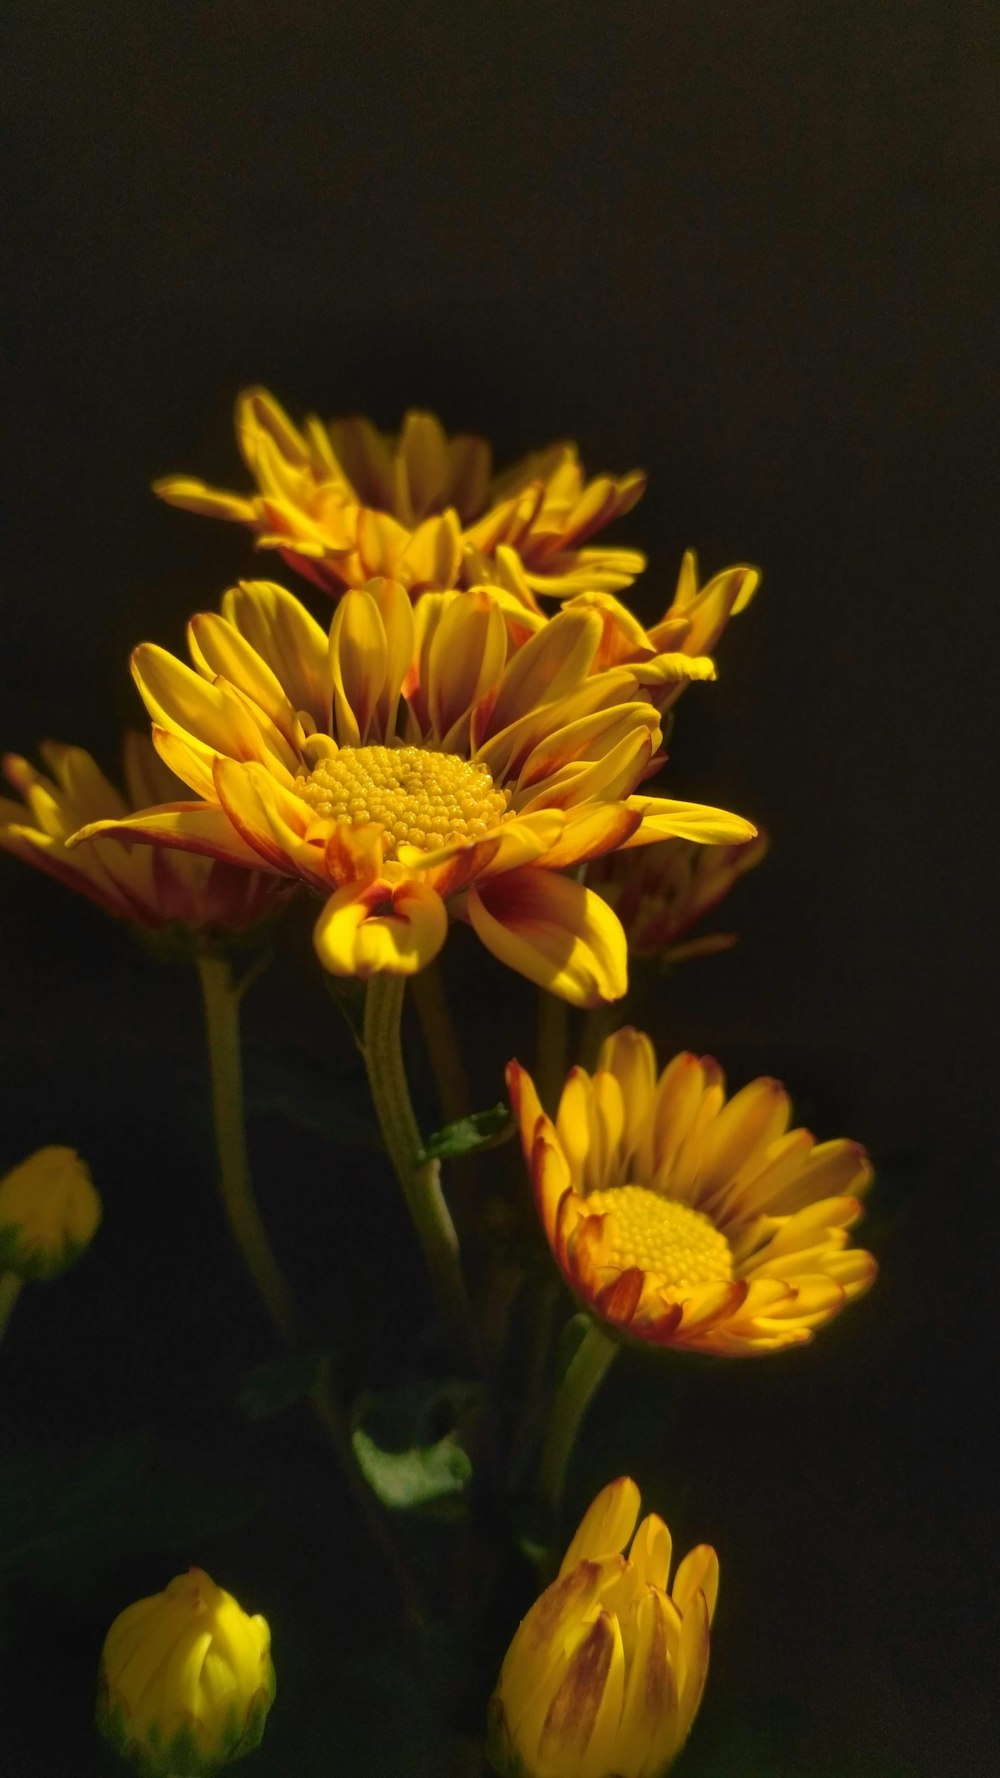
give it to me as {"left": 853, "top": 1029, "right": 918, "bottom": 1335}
{"left": 155, "top": 387, "right": 646, "bottom": 600}
{"left": 0, "top": 733, "right": 282, "bottom": 937}
{"left": 490, "top": 1476, "right": 717, "bottom": 1778}
{"left": 508, "top": 1028, "right": 875, "bottom": 1352}
{"left": 70, "top": 580, "right": 753, "bottom": 1004}
{"left": 97, "top": 1567, "right": 275, "bottom": 1776}
{"left": 589, "top": 831, "right": 768, "bottom": 963}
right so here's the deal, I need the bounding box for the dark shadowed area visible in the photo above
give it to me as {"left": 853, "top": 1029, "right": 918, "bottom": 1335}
{"left": 0, "top": 3, "right": 995, "bottom": 1774}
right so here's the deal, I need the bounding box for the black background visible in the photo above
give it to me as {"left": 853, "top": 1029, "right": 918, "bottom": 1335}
{"left": 1, "top": 4, "right": 997, "bottom": 1775}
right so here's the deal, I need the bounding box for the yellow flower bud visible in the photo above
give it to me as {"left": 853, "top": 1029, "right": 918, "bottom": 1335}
{"left": 0, "top": 1145, "right": 100, "bottom": 1280}
{"left": 97, "top": 1568, "right": 275, "bottom": 1777}
{"left": 489, "top": 1478, "right": 718, "bottom": 1778}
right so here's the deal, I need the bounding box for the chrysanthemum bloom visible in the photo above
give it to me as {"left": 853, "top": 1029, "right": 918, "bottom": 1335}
{"left": 0, "top": 1146, "right": 100, "bottom": 1280}
{"left": 468, "top": 545, "right": 759, "bottom": 714}
{"left": 0, "top": 733, "right": 283, "bottom": 939}
{"left": 71, "top": 580, "right": 754, "bottom": 1005}
{"left": 97, "top": 1568, "right": 275, "bottom": 1776}
{"left": 154, "top": 387, "right": 646, "bottom": 600}
{"left": 589, "top": 831, "right": 768, "bottom": 964}
{"left": 489, "top": 1476, "right": 717, "bottom": 1778}
{"left": 508, "top": 1028, "right": 875, "bottom": 1352}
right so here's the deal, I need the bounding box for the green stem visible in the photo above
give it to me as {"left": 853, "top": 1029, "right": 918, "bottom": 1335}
{"left": 538, "top": 1320, "right": 619, "bottom": 1515}
{"left": 535, "top": 988, "right": 570, "bottom": 1114}
{"left": 578, "top": 999, "right": 623, "bottom": 1072}
{"left": 362, "top": 974, "right": 477, "bottom": 1360}
{"left": 196, "top": 953, "right": 304, "bottom": 1348}
{"left": 410, "top": 962, "right": 471, "bottom": 1130}
{"left": 0, "top": 1273, "right": 24, "bottom": 1343}
{"left": 309, "top": 1358, "right": 428, "bottom": 1631}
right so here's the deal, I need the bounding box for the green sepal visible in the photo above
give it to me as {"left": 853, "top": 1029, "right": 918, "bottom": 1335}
{"left": 0, "top": 1223, "right": 88, "bottom": 1281}
{"left": 419, "top": 1103, "right": 515, "bottom": 1163}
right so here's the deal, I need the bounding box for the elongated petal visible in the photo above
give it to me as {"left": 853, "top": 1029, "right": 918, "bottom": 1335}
{"left": 559, "top": 1477, "right": 641, "bottom": 1575}
{"left": 69, "top": 802, "right": 274, "bottom": 872}
{"left": 468, "top": 869, "right": 627, "bottom": 1007}
{"left": 624, "top": 795, "right": 758, "bottom": 846}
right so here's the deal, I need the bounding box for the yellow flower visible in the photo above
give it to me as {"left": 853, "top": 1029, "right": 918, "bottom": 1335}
{"left": 0, "top": 1146, "right": 100, "bottom": 1280}
{"left": 97, "top": 1567, "right": 275, "bottom": 1777}
{"left": 508, "top": 1028, "right": 875, "bottom": 1353}
{"left": 490, "top": 1476, "right": 717, "bottom": 1778}
{"left": 155, "top": 387, "right": 646, "bottom": 600}
{"left": 0, "top": 732, "right": 285, "bottom": 939}
{"left": 589, "top": 832, "right": 769, "bottom": 963}
{"left": 71, "top": 580, "right": 754, "bottom": 1006}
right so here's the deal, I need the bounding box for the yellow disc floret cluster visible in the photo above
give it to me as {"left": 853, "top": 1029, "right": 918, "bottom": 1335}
{"left": 585, "top": 1185, "right": 735, "bottom": 1290}
{"left": 294, "top": 743, "right": 512, "bottom": 856}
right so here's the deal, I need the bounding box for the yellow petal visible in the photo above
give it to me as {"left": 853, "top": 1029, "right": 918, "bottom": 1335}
{"left": 559, "top": 1476, "right": 641, "bottom": 1575}
{"left": 624, "top": 795, "right": 758, "bottom": 846}
{"left": 313, "top": 879, "right": 447, "bottom": 978}
{"left": 467, "top": 868, "right": 627, "bottom": 1007}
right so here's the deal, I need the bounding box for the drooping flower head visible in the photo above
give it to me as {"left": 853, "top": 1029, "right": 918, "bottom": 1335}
{"left": 0, "top": 1146, "right": 100, "bottom": 1281}
{"left": 589, "top": 830, "right": 768, "bottom": 964}
{"left": 72, "top": 582, "right": 754, "bottom": 1005}
{"left": 97, "top": 1567, "right": 275, "bottom": 1776}
{"left": 154, "top": 387, "right": 647, "bottom": 600}
{"left": 490, "top": 1476, "right": 717, "bottom": 1778}
{"left": 0, "top": 733, "right": 284, "bottom": 941}
{"left": 508, "top": 1028, "right": 875, "bottom": 1352}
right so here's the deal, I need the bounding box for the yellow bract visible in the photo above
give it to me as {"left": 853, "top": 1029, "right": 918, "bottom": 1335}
{"left": 155, "top": 386, "right": 647, "bottom": 601}
{"left": 508, "top": 1026, "right": 876, "bottom": 1353}
{"left": 0, "top": 1146, "right": 100, "bottom": 1281}
{"left": 70, "top": 579, "right": 755, "bottom": 1005}
{"left": 97, "top": 1567, "right": 275, "bottom": 1776}
{"left": 490, "top": 1477, "right": 717, "bottom": 1778}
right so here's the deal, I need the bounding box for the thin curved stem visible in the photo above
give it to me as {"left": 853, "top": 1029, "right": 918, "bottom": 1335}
{"left": 410, "top": 961, "right": 471, "bottom": 1130}
{"left": 535, "top": 988, "right": 570, "bottom": 1114}
{"left": 0, "top": 1273, "right": 24, "bottom": 1344}
{"left": 538, "top": 1319, "right": 619, "bottom": 1515}
{"left": 362, "top": 974, "right": 477, "bottom": 1361}
{"left": 196, "top": 952, "right": 305, "bottom": 1348}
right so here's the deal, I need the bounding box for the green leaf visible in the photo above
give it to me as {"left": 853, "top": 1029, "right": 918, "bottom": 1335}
{"left": 352, "top": 1426, "right": 471, "bottom": 1513}
{"left": 420, "top": 1103, "right": 515, "bottom": 1162}
{"left": 350, "top": 1377, "right": 481, "bottom": 1515}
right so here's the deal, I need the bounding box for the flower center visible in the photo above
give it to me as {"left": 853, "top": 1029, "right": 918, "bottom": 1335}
{"left": 294, "top": 744, "right": 511, "bottom": 856}
{"left": 584, "top": 1185, "right": 734, "bottom": 1290}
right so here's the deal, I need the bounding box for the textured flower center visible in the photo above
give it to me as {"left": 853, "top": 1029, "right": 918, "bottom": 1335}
{"left": 585, "top": 1185, "right": 734, "bottom": 1289}
{"left": 294, "top": 744, "right": 511, "bottom": 856}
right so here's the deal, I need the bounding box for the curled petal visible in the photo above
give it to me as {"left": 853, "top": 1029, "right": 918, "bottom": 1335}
{"left": 467, "top": 868, "right": 627, "bottom": 1007}
{"left": 313, "top": 878, "right": 447, "bottom": 978}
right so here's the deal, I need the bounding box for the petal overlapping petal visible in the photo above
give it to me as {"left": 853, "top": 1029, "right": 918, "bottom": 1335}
{"left": 509, "top": 1030, "right": 875, "bottom": 1355}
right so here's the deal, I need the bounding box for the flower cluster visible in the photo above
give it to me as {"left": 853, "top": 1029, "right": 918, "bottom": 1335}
{"left": 0, "top": 386, "right": 877, "bottom": 1778}
{"left": 70, "top": 579, "right": 753, "bottom": 1003}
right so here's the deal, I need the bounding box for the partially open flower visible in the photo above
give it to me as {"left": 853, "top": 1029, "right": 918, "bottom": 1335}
{"left": 589, "top": 831, "right": 768, "bottom": 963}
{"left": 97, "top": 1567, "right": 275, "bottom": 1776}
{"left": 489, "top": 1476, "right": 717, "bottom": 1778}
{"left": 71, "top": 580, "right": 754, "bottom": 1005}
{"left": 508, "top": 1028, "right": 875, "bottom": 1354}
{"left": 0, "top": 1146, "right": 100, "bottom": 1280}
{"left": 0, "top": 732, "right": 284, "bottom": 940}
{"left": 155, "top": 387, "right": 646, "bottom": 600}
